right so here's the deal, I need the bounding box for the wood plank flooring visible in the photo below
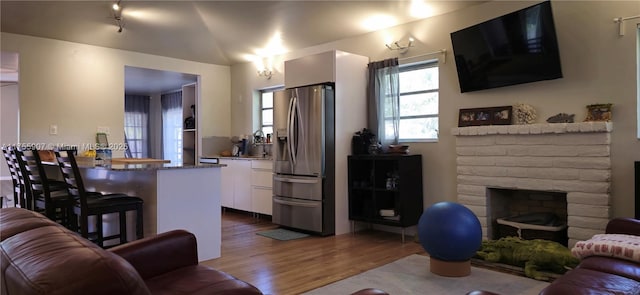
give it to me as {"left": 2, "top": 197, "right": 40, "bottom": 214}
{"left": 202, "top": 210, "right": 425, "bottom": 295}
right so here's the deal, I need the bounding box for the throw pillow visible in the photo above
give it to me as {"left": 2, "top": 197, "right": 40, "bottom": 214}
{"left": 571, "top": 234, "right": 640, "bottom": 263}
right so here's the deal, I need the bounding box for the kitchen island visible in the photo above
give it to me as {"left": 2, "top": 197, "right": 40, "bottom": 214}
{"left": 79, "top": 162, "right": 224, "bottom": 261}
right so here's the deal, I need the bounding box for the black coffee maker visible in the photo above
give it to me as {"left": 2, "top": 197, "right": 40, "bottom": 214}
{"left": 351, "top": 128, "right": 376, "bottom": 155}
{"left": 184, "top": 105, "right": 196, "bottom": 129}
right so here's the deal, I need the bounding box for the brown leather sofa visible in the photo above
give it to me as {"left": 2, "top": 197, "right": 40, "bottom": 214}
{"left": 0, "top": 207, "right": 262, "bottom": 295}
{"left": 539, "top": 217, "right": 640, "bottom": 295}
{"left": 1, "top": 207, "right": 390, "bottom": 295}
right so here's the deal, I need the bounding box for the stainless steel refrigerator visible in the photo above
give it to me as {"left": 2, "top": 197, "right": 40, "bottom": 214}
{"left": 272, "top": 83, "right": 335, "bottom": 235}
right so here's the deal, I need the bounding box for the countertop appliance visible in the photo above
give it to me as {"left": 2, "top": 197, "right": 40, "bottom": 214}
{"left": 272, "top": 83, "right": 335, "bottom": 235}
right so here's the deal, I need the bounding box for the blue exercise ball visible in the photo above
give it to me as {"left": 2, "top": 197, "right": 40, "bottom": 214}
{"left": 418, "top": 202, "right": 482, "bottom": 261}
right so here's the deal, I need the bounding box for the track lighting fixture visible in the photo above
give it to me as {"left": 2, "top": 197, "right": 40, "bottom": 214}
{"left": 112, "top": 0, "right": 124, "bottom": 33}
{"left": 385, "top": 37, "right": 414, "bottom": 54}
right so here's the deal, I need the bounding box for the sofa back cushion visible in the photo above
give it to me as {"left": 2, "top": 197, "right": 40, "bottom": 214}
{"left": 1, "top": 208, "right": 150, "bottom": 295}
{"left": 0, "top": 207, "right": 57, "bottom": 242}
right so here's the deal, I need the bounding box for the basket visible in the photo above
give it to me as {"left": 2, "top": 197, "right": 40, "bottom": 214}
{"left": 75, "top": 156, "right": 96, "bottom": 167}
{"left": 496, "top": 217, "right": 567, "bottom": 246}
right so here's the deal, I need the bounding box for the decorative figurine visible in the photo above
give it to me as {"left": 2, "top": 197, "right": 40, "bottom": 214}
{"left": 546, "top": 113, "right": 575, "bottom": 123}
{"left": 585, "top": 103, "right": 613, "bottom": 122}
{"left": 513, "top": 103, "right": 537, "bottom": 124}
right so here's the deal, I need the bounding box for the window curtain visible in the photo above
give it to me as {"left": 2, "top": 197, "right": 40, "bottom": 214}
{"left": 124, "top": 95, "right": 150, "bottom": 158}
{"left": 367, "top": 58, "right": 400, "bottom": 150}
{"left": 161, "top": 91, "right": 183, "bottom": 165}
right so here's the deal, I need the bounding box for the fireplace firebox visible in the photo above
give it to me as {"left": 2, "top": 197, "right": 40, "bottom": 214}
{"left": 488, "top": 188, "right": 568, "bottom": 245}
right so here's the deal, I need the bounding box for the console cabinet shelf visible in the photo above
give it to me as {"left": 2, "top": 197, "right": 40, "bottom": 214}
{"left": 348, "top": 154, "right": 423, "bottom": 230}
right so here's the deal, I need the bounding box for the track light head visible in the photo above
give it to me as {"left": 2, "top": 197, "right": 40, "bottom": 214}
{"left": 112, "top": 1, "right": 124, "bottom": 33}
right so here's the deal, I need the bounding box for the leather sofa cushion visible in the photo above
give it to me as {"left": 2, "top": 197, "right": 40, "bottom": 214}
{"left": 1, "top": 220, "right": 150, "bottom": 295}
{"left": 540, "top": 268, "right": 640, "bottom": 295}
{"left": 577, "top": 256, "right": 640, "bottom": 281}
{"left": 0, "top": 207, "right": 56, "bottom": 241}
{"left": 144, "top": 264, "right": 262, "bottom": 295}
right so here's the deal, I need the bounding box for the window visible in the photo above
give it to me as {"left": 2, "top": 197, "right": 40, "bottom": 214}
{"left": 398, "top": 61, "right": 439, "bottom": 141}
{"left": 124, "top": 95, "right": 150, "bottom": 158}
{"left": 260, "top": 89, "right": 276, "bottom": 136}
{"left": 161, "top": 92, "right": 183, "bottom": 164}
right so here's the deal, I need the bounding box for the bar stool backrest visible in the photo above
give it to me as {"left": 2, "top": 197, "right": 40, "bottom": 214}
{"left": 14, "top": 148, "right": 60, "bottom": 217}
{"left": 54, "top": 150, "right": 88, "bottom": 212}
{"left": 2, "top": 146, "right": 21, "bottom": 207}
{"left": 4, "top": 146, "right": 29, "bottom": 209}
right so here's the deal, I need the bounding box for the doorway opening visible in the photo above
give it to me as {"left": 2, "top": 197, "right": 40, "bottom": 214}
{"left": 124, "top": 66, "right": 198, "bottom": 164}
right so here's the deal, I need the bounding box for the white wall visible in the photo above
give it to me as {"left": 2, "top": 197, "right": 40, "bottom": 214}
{"left": 1, "top": 83, "right": 19, "bottom": 180}
{"left": 0, "top": 33, "right": 231, "bottom": 158}
{"left": 230, "top": 1, "right": 640, "bottom": 219}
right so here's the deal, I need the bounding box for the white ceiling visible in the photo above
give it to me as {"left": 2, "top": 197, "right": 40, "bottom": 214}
{"left": 0, "top": 0, "right": 485, "bottom": 93}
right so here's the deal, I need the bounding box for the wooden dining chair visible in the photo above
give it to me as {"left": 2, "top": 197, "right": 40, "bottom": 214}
{"left": 54, "top": 149, "right": 143, "bottom": 248}
{"left": 2, "top": 146, "right": 28, "bottom": 209}
{"left": 14, "top": 148, "right": 75, "bottom": 228}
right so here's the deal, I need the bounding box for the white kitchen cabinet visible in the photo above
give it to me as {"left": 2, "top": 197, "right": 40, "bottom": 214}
{"left": 219, "top": 158, "right": 251, "bottom": 211}
{"left": 219, "top": 159, "right": 235, "bottom": 208}
{"left": 284, "top": 51, "right": 335, "bottom": 89}
{"left": 251, "top": 187, "right": 272, "bottom": 215}
{"left": 251, "top": 160, "right": 273, "bottom": 215}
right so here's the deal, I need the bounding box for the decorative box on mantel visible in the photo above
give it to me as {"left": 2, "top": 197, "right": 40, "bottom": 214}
{"left": 451, "top": 122, "right": 613, "bottom": 248}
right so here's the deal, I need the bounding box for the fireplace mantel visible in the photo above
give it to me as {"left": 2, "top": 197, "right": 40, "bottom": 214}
{"left": 451, "top": 121, "right": 612, "bottom": 136}
{"left": 452, "top": 121, "right": 613, "bottom": 247}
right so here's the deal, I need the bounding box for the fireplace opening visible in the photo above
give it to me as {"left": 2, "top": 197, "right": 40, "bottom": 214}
{"left": 487, "top": 188, "right": 568, "bottom": 246}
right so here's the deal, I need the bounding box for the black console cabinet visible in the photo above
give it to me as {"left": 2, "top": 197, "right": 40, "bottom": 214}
{"left": 348, "top": 154, "right": 423, "bottom": 240}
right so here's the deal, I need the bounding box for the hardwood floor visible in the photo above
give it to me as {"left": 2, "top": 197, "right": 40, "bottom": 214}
{"left": 202, "top": 210, "right": 425, "bottom": 295}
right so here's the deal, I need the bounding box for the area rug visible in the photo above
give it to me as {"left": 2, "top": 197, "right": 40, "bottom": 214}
{"left": 256, "top": 228, "right": 309, "bottom": 241}
{"left": 303, "top": 254, "right": 549, "bottom": 295}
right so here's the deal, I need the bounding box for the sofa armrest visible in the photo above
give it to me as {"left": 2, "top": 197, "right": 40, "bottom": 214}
{"left": 109, "top": 229, "right": 199, "bottom": 279}
{"left": 606, "top": 218, "right": 640, "bottom": 236}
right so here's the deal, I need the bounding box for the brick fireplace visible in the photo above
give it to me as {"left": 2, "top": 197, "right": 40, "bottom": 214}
{"left": 452, "top": 122, "right": 612, "bottom": 247}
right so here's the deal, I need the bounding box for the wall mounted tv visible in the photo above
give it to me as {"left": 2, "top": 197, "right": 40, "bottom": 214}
{"left": 450, "top": 1, "right": 562, "bottom": 93}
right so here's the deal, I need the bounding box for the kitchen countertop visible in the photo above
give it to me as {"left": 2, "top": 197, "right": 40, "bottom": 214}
{"left": 208, "top": 155, "right": 272, "bottom": 161}
{"left": 110, "top": 158, "right": 171, "bottom": 164}
{"left": 80, "top": 162, "right": 225, "bottom": 171}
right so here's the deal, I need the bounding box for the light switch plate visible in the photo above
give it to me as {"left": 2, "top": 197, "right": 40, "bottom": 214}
{"left": 97, "top": 126, "right": 110, "bottom": 135}
{"left": 49, "top": 124, "right": 58, "bottom": 135}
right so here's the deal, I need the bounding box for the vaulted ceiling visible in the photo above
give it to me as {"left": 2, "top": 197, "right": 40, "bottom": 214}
{"left": 1, "top": 1, "right": 485, "bottom": 66}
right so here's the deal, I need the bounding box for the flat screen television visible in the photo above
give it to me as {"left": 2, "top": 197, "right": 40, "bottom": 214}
{"left": 450, "top": 1, "right": 563, "bottom": 93}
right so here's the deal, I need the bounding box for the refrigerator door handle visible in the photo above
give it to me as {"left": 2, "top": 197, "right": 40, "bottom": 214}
{"left": 294, "top": 91, "right": 307, "bottom": 169}
{"left": 274, "top": 197, "right": 321, "bottom": 208}
{"left": 274, "top": 176, "right": 319, "bottom": 184}
{"left": 286, "top": 94, "right": 296, "bottom": 167}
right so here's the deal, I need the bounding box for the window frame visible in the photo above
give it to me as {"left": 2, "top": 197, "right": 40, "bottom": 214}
{"left": 259, "top": 87, "right": 283, "bottom": 136}
{"left": 398, "top": 60, "right": 440, "bottom": 143}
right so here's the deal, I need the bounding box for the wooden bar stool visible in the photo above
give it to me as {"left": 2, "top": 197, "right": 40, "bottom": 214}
{"left": 14, "top": 148, "right": 75, "bottom": 228}
{"left": 54, "top": 150, "right": 144, "bottom": 248}
{"left": 2, "top": 146, "right": 28, "bottom": 209}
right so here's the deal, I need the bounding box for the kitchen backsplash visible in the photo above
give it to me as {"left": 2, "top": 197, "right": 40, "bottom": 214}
{"left": 201, "top": 136, "right": 272, "bottom": 158}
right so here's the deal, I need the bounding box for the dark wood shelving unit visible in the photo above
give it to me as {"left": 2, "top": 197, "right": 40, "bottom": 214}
{"left": 348, "top": 154, "right": 423, "bottom": 242}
